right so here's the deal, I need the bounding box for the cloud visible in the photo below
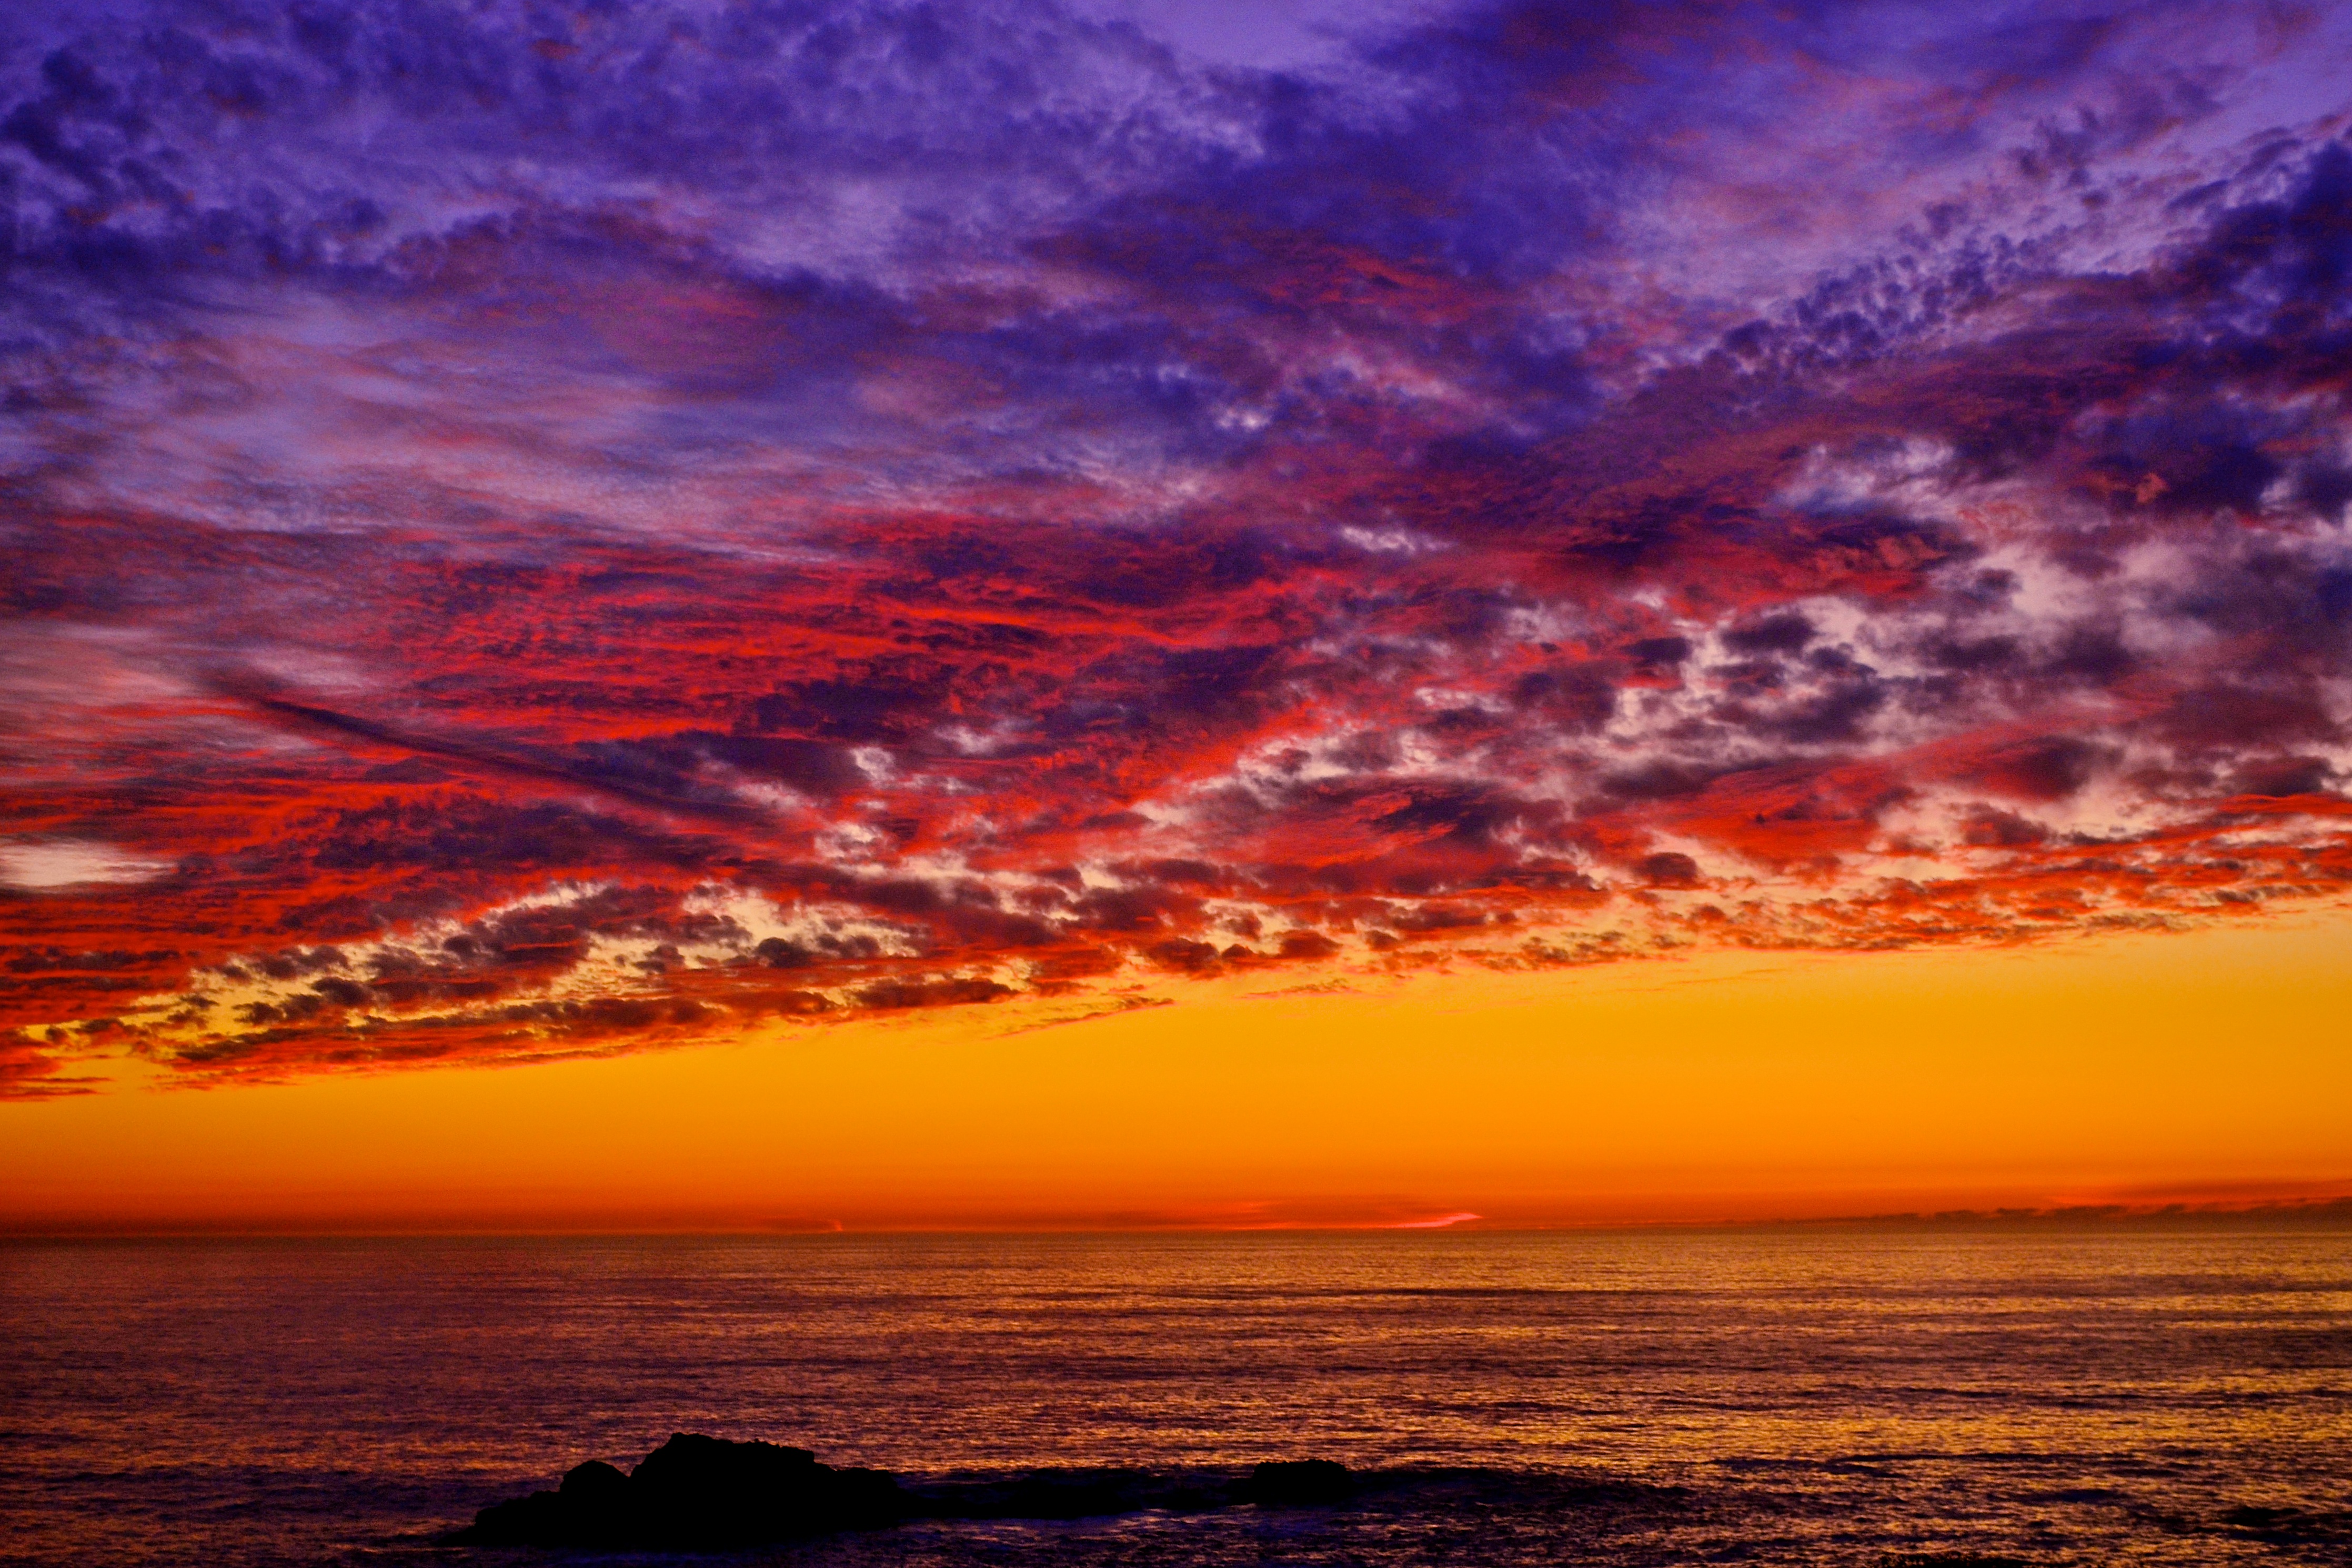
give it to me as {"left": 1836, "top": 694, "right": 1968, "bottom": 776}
{"left": 4, "top": 0, "right": 2352, "bottom": 1091}
{"left": 0, "top": 839, "right": 172, "bottom": 889}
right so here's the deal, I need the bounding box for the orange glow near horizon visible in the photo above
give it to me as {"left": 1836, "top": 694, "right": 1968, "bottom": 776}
{"left": 6, "top": 907, "right": 2347, "bottom": 1234}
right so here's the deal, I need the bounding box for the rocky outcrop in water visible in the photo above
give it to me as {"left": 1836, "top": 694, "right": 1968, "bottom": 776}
{"left": 447, "top": 1434, "right": 902, "bottom": 1549}
{"left": 443, "top": 1434, "right": 1362, "bottom": 1549}
{"left": 1236, "top": 1459, "right": 1355, "bottom": 1506}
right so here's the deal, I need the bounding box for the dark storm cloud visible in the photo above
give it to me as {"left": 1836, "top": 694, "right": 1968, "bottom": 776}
{"left": 5, "top": 0, "right": 2352, "bottom": 1088}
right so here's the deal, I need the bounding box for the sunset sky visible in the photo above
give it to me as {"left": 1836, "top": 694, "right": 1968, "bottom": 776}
{"left": 4, "top": 0, "right": 2349, "bottom": 1229}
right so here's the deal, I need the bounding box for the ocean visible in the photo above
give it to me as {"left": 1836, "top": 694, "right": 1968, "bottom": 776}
{"left": 2, "top": 1230, "right": 2347, "bottom": 1566}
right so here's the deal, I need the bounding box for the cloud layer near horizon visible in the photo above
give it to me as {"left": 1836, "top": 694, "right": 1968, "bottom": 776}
{"left": 6, "top": 0, "right": 2352, "bottom": 1095}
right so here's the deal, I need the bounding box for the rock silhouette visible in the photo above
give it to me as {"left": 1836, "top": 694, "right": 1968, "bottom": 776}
{"left": 1237, "top": 1459, "right": 1356, "bottom": 1506}
{"left": 448, "top": 1435, "right": 902, "bottom": 1548}
{"left": 444, "top": 1435, "right": 1362, "bottom": 1549}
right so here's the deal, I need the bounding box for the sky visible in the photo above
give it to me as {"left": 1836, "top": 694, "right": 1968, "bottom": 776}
{"left": 3, "top": 0, "right": 2350, "bottom": 1228}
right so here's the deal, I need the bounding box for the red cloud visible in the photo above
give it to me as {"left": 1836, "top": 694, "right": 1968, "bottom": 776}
{"left": 6, "top": 4, "right": 2351, "bottom": 1092}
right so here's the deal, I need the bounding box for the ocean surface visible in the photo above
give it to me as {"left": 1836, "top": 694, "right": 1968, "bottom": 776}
{"left": 3, "top": 1230, "right": 2348, "bottom": 1567}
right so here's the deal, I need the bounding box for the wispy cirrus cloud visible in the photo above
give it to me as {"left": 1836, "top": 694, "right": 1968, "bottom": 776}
{"left": 5, "top": 0, "right": 2351, "bottom": 1094}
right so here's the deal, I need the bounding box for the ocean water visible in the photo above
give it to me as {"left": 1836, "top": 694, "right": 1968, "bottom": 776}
{"left": 2, "top": 1230, "right": 2348, "bottom": 1567}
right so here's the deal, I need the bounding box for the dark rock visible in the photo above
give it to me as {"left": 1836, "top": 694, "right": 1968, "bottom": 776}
{"left": 442, "top": 1433, "right": 907, "bottom": 1549}
{"left": 559, "top": 1459, "right": 629, "bottom": 1501}
{"left": 552, "top": 1460, "right": 630, "bottom": 1539}
{"left": 443, "top": 1438, "right": 1364, "bottom": 1549}
{"left": 1238, "top": 1459, "right": 1355, "bottom": 1506}
{"left": 460, "top": 1487, "right": 572, "bottom": 1546}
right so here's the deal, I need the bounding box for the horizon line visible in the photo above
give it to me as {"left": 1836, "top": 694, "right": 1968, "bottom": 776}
{"left": 7, "top": 1194, "right": 2351, "bottom": 1241}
